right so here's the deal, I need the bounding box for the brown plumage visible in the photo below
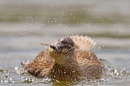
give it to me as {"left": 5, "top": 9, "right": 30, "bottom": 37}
{"left": 25, "top": 35, "right": 103, "bottom": 81}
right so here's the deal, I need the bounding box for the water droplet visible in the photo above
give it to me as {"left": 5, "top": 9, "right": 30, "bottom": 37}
{"left": 99, "top": 46, "right": 101, "bottom": 50}
{"left": 14, "top": 67, "right": 18, "bottom": 71}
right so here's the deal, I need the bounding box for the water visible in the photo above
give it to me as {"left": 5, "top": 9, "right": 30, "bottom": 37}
{"left": 0, "top": 0, "right": 130, "bottom": 86}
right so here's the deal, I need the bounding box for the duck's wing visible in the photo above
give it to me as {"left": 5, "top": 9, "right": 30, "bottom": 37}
{"left": 75, "top": 50, "right": 102, "bottom": 67}
{"left": 24, "top": 49, "right": 54, "bottom": 78}
{"left": 70, "top": 35, "right": 96, "bottom": 51}
{"left": 75, "top": 50, "right": 103, "bottom": 79}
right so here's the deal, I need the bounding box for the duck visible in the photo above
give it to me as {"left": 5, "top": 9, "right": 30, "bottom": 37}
{"left": 25, "top": 35, "right": 103, "bottom": 81}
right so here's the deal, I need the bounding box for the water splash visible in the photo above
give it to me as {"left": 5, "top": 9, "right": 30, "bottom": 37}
{"left": 99, "top": 59, "right": 126, "bottom": 76}
{"left": 0, "top": 59, "right": 127, "bottom": 85}
{"left": 0, "top": 70, "right": 16, "bottom": 83}
{"left": 21, "top": 77, "right": 34, "bottom": 83}
{"left": 21, "top": 60, "right": 30, "bottom": 68}
{"left": 14, "top": 66, "right": 26, "bottom": 75}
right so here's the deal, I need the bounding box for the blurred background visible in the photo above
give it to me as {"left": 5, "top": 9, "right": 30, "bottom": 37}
{"left": 0, "top": 0, "right": 130, "bottom": 85}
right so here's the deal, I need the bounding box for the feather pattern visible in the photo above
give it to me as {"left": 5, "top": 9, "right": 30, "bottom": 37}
{"left": 70, "top": 35, "right": 96, "bottom": 51}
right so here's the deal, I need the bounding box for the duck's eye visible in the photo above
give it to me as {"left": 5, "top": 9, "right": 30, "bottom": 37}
{"left": 58, "top": 46, "right": 63, "bottom": 50}
{"left": 61, "top": 41, "right": 68, "bottom": 44}
{"left": 67, "top": 45, "right": 71, "bottom": 49}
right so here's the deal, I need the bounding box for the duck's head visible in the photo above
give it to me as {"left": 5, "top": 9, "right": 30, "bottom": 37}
{"left": 49, "top": 37, "right": 75, "bottom": 65}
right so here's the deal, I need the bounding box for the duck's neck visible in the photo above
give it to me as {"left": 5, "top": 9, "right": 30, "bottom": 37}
{"left": 51, "top": 56, "right": 82, "bottom": 81}
{"left": 55, "top": 53, "right": 77, "bottom": 66}
{"left": 53, "top": 50, "right": 75, "bottom": 65}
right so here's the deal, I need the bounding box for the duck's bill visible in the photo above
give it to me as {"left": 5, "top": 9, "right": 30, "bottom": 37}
{"left": 50, "top": 45, "right": 59, "bottom": 51}
{"left": 50, "top": 44, "right": 63, "bottom": 53}
{"left": 40, "top": 43, "right": 50, "bottom": 46}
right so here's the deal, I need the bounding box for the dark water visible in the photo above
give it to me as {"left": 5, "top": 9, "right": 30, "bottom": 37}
{"left": 0, "top": 0, "right": 130, "bottom": 86}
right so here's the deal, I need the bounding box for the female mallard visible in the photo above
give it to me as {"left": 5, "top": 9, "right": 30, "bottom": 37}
{"left": 25, "top": 35, "right": 103, "bottom": 81}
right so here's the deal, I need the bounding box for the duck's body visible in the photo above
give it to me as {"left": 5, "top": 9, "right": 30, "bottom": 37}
{"left": 25, "top": 35, "right": 103, "bottom": 81}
